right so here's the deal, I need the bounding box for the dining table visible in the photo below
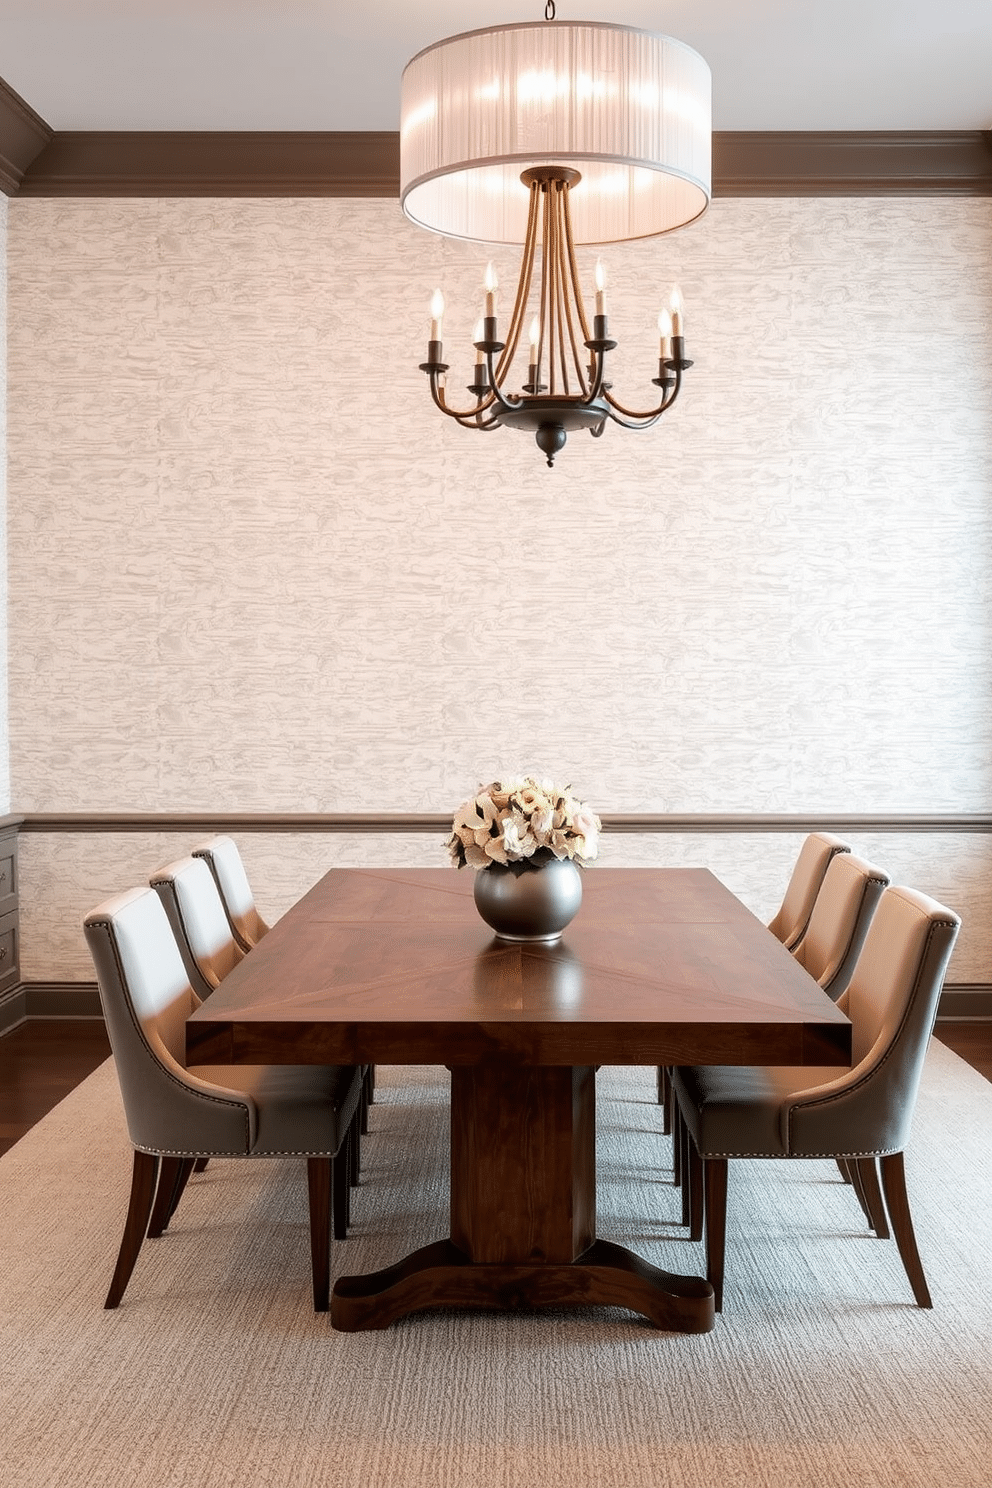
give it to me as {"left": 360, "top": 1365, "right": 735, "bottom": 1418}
{"left": 185, "top": 865, "right": 851, "bottom": 1334}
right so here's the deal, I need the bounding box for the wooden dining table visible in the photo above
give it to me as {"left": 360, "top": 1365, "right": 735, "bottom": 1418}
{"left": 186, "top": 865, "right": 851, "bottom": 1334}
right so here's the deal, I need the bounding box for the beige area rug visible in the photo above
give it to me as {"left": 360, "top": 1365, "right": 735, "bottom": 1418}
{"left": 1, "top": 1043, "right": 990, "bottom": 1488}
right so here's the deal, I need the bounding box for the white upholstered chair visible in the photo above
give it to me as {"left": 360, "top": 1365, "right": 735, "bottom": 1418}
{"left": 790, "top": 851, "right": 889, "bottom": 1000}
{"left": 671, "top": 885, "right": 960, "bottom": 1311}
{"left": 150, "top": 854, "right": 245, "bottom": 1002}
{"left": 84, "top": 887, "right": 363, "bottom": 1311}
{"left": 191, "top": 834, "right": 270, "bottom": 952}
{"left": 767, "top": 832, "right": 852, "bottom": 950}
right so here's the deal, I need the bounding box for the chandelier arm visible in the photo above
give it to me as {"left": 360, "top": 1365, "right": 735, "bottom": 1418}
{"left": 496, "top": 181, "right": 540, "bottom": 384}
{"left": 601, "top": 407, "right": 665, "bottom": 432}
{"left": 552, "top": 186, "right": 573, "bottom": 395}
{"left": 557, "top": 194, "right": 588, "bottom": 396}
{"left": 430, "top": 373, "right": 501, "bottom": 423}
{"left": 537, "top": 185, "right": 552, "bottom": 391}
{"left": 602, "top": 364, "right": 684, "bottom": 422}
{"left": 485, "top": 348, "right": 526, "bottom": 416}
{"left": 562, "top": 188, "right": 593, "bottom": 345}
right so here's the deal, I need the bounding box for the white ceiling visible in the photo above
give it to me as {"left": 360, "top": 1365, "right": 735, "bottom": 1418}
{"left": 1, "top": 1, "right": 990, "bottom": 134}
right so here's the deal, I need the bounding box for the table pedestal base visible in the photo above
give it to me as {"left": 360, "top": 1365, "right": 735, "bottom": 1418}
{"left": 330, "top": 1063, "right": 715, "bottom": 1333}
{"left": 331, "top": 1236, "right": 715, "bottom": 1332}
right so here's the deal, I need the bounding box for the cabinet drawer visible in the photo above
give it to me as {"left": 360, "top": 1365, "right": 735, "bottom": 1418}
{"left": 0, "top": 910, "right": 19, "bottom": 992}
{"left": 0, "top": 839, "right": 16, "bottom": 919}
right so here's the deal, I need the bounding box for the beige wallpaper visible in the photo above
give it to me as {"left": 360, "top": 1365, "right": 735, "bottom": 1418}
{"left": 5, "top": 195, "right": 992, "bottom": 979}
{"left": 0, "top": 194, "right": 9, "bottom": 814}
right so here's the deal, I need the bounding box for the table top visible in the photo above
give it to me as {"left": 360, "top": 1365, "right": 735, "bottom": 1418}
{"left": 186, "top": 866, "right": 851, "bottom": 1069}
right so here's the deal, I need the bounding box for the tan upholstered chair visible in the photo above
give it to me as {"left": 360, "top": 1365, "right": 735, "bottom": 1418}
{"left": 791, "top": 851, "right": 889, "bottom": 1000}
{"left": 767, "top": 832, "right": 852, "bottom": 950}
{"left": 191, "top": 835, "right": 270, "bottom": 952}
{"left": 150, "top": 854, "right": 245, "bottom": 1002}
{"left": 671, "top": 885, "right": 960, "bottom": 1311}
{"left": 84, "top": 887, "right": 363, "bottom": 1310}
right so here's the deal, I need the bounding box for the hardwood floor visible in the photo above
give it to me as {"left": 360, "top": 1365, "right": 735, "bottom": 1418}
{"left": 0, "top": 1017, "right": 988, "bottom": 1158}
{"left": 0, "top": 1020, "right": 111, "bottom": 1156}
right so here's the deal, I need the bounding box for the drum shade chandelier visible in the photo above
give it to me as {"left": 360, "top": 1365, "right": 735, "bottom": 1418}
{"left": 401, "top": 6, "right": 711, "bottom": 466}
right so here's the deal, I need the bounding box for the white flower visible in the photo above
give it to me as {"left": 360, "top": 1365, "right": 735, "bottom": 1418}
{"left": 448, "top": 776, "right": 601, "bottom": 870}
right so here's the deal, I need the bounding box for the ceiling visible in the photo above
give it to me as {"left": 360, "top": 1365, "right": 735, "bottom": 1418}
{"left": 1, "top": 0, "right": 990, "bottom": 135}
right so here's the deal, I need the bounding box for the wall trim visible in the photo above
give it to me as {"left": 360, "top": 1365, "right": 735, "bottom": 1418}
{"left": 15, "top": 811, "right": 992, "bottom": 834}
{"left": 0, "top": 75, "right": 54, "bottom": 195}
{"left": 9, "top": 127, "right": 992, "bottom": 199}
{"left": 6, "top": 980, "right": 988, "bottom": 1025}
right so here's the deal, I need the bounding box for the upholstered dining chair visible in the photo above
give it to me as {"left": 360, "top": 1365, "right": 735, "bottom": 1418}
{"left": 658, "top": 831, "right": 854, "bottom": 1127}
{"left": 671, "top": 885, "right": 960, "bottom": 1312}
{"left": 767, "top": 831, "right": 852, "bottom": 951}
{"left": 150, "top": 854, "right": 246, "bottom": 1003}
{"left": 790, "top": 851, "right": 889, "bottom": 1000}
{"left": 83, "top": 886, "right": 363, "bottom": 1311}
{"left": 191, "top": 834, "right": 270, "bottom": 952}
{"left": 189, "top": 835, "right": 376, "bottom": 1115}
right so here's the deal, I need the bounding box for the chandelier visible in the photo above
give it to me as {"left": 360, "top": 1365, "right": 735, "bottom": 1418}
{"left": 400, "top": 7, "right": 711, "bottom": 466}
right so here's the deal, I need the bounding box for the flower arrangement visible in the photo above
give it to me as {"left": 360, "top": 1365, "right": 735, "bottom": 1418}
{"left": 447, "top": 777, "right": 601, "bottom": 871}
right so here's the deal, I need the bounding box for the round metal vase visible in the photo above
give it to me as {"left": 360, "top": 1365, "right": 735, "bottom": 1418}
{"left": 473, "top": 859, "right": 583, "bottom": 942}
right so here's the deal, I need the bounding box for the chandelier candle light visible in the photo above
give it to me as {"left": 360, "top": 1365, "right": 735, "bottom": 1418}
{"left": 402, "top": 7, "right": 711, "bottom": 466}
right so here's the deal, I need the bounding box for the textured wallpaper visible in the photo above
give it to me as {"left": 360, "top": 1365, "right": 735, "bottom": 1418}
{"left": 0, "top": 194, "right": 9, "bottom": 813}
{"left": 6, "top": 195, "right": 992, "bottom": 978}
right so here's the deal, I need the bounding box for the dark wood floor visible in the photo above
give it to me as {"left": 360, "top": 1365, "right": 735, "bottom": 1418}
{"left": 0, "top": 1018, "right": 989, "bottom": 1158}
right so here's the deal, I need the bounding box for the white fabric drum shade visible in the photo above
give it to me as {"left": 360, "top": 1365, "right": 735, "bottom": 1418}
{"left": 400, "top": 22, "right": 711, "bottom": 247}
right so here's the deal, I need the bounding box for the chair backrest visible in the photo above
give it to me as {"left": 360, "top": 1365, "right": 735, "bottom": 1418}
{"left": 786, "top": 885, "right": 960, "bottom": 1157}
{"left": 791, "top": 852, "right": 889, "bottom": 998}
{"left": 767, "top": 832, "right": 852, "bottom": 950}
{"left": 150, "top": 855, "right": 245, "bottom": 1001}
{"left": 190, "top": 835, "right": 269, "bottom": 951}
{"left": 83, "top": 887, "right": 254, "bottom": 1154}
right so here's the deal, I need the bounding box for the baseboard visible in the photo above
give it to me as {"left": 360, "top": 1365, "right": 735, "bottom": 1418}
{"left": 7, "top": 979, "right": 991, "bottom": 1024}
{"left": 19, "top": 981, "right": 103, "bottom": 1018}
{"left": 0, "top": 984, "right": 27, "bottom": 1034}
{"left": 934, "top": 985, "right": 992, "bottom": 1020}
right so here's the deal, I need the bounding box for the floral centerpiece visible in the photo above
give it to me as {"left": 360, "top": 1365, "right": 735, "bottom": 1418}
{"left": 447, "top": 777, "right": 601, "bottom": 871}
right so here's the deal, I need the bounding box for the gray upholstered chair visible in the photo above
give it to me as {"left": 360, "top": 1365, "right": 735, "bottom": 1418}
{"left": 84, "top": 886, "right": 362, "bottom": 1311}
{"left": 767, "top": 831, "right": 852, "bottom": 950}
{"left": 790, "top": 851, "right": 889, "bottom": 1000}
{"left": 658, "top": 830, "right": 854, "bottom": 1124}
{"left": 150, "top": 854, "right": 245, "bottom": 1002}
{"left": 671, "top": 885, "right": 960, "bottom": 1311}
{"left": 191, "top": 834, "right": 270, "bottom": 952}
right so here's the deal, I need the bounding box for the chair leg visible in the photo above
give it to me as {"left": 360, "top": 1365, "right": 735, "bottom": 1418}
{"left": 879, "top": 1151, "right": 932, "bottom": 1308}
{"left": 657, "top": 1065, "right": 673, "bottom": 1135}
{"left": 836, "top": 1157, "right": 853, "bottom": 1184}
{"left": 333, "top": 1135, "right": 352, "bottom": 1241}
{"left": 349, "top": 1109, "right": 361, "bottom": 1188}
{"left": 847, "top": 1159, "right": 875, "bottom": 1231}
{"left": 672, "top": 1100, "right": 683, "bottom": 1187}
{"left": 853, "top": 1157, "right": 890, "bottom": 1239}
{"left": 365, "top": 1064, "right": 375, "bottom": 1105}
{"left": 703, "top": 1157, "right": 728, "bottom": 1313}
{"left": 193, "top": 1157, "right": 209, "bottom": 1173}
{"left": 105, "top": 1150, "right": 160, "bottom": 1309}
{"left": 147, "top": 1155, "right": 191, "bottom": 1238}
{"left": 688, "top": 1134, "right": 704, "bottom": 1243}
{"left": 679, "top": 1113, "right": 692, "bottom": 1225}
{"left": 306, "top": 1157, "right": 332, "bottom": 1312}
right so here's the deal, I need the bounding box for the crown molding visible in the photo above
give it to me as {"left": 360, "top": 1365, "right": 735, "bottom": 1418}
{"left": 0, "top": 77, "right": 54, "bottom": 195}
{"left": 7, "top": 126, "right": 992, "bottom": 199}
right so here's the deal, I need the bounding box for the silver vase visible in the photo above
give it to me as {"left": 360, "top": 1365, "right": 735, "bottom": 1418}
{"left": 473, "top": 857, "right": 583, "bottom": 942}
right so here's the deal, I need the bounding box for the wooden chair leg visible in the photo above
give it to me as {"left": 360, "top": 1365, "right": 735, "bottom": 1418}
{"left": 193, "top": 1157, "right": 209, "bottom": 1173}
{"left": 333, "top": 1135, "right": 351, "bottom": 1241}
{"left": 836, "top": 1157, "right": 853, "bottom": 1183}
{"left": 359, "top": 1079, "right": 369, "bottom": 1136}
{"left": 679, "top": 1113, "right": 691, "bottom": 1225}
{"left": 879, "top": 1151, "right": 932, "bottom": 1308}
{"left": 688, "top": 1134, "right": 704, "bottom": 1242}
{"left": 307, "top": 1157, "right": 332, "bottom": 1312}
{"left": 657, "top": 1066, "right": 673, "bottom": 1134}
{"left": 703, "top": 1157, "right": 728, "bottom": 1313}
{"left": 365, "top": 1064, "right": 375, "bottom": 1105}
{"left": 672, "top": 1101, "right": 683, "bottom": 1188}
{"left": 847, "top": 1159, "right": 875, "bottom": 1231}
{"left": 147, "top": 1155, "right": 187, "bottom": 1238}
{"left": 853, "top": 1157, "right": 890, "bottom": 1239}
{"left": 349, "top": 1110, "right": 361, "bottom": 1188}
{"left": 105, "top": 1150, "right": 160, "bottom": 1309}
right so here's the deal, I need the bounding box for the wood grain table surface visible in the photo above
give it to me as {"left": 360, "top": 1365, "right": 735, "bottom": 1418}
{"left": 186, "top": 866, "right": 851, "bottom": 1333}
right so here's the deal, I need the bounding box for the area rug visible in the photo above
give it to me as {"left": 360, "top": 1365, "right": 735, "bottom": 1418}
{"left": 1, "top": 1042, "right": 990, "bottom": 1487}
